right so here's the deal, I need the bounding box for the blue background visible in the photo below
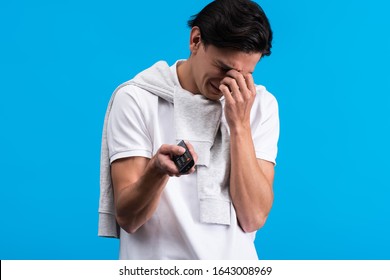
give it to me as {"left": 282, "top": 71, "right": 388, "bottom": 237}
{"left": 1, "top": 0, "right": 389, "bottom": 260}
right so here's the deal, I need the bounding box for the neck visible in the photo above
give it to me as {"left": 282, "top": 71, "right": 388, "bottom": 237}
{"left": 177, "top": 59, "right": 199, "bottom": 94}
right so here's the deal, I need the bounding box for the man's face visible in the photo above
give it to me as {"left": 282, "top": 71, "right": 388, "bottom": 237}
{"left": 190, "top": 43, "right": 262, "bottom": 101}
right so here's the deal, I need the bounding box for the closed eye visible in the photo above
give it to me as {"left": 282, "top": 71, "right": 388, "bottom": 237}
{"left": 214, "top": 60, "right": 233, "bottom": 73}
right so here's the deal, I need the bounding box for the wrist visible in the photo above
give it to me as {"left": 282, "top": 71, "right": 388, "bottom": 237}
{"left": 229, "top": 123, "right": 251, "bottom": 136}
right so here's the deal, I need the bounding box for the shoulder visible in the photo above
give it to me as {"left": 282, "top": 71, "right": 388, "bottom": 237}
{"left": 254, "top": 85, "right": 278, "bottom": 109}
{"left": 251, "top": 84, "right": 279, "bottom": 122}
{"left": 108, "top": 83, "right": 165, "bottom": 122}
{"left": 112, "top": 82, "right": 159, "bottom": 107}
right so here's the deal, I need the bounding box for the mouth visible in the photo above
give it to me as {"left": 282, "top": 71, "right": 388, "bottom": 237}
{"left": 210, "top": 83, "right": 221, "bottom": 94}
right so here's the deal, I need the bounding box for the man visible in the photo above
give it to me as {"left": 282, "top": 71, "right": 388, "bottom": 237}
{"left": 99, "top": 0, "right": 279, "bottom": 259}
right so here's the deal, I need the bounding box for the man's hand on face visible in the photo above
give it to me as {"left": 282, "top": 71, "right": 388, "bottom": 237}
{"left": 219, "top": 70, "right": 257, "bottom": 131}
{"left": 152, "top": 141, "right": 198, "bottom": 177}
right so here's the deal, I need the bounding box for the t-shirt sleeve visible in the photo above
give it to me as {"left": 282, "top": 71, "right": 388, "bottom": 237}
{"left": 252, "top": 89, "right": 280, "bottom": 165}
{"left": 107, "top": 86, "right": 153, "bottom": 163}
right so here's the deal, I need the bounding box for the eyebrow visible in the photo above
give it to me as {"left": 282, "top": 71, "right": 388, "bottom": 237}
{"left": 216, "top": 60, "right": 253, "bottom": 74}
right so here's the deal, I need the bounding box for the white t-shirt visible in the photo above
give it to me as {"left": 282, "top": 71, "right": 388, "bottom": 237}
{"left": 107, "top": 62, "right": 279, "bottom": 259}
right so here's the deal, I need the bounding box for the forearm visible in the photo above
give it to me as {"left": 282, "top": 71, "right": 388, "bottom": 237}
{"left": 229, "top": 127, "right": 274, "bottom": 232}
{"left": 115, "top": 157, "right": 169, "bottom": 234}
{"left": 111, "top": 143, "right": 197, "bottom": 234}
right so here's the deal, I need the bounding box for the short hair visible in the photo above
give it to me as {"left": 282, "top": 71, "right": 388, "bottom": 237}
{"left": 187, "top": 0, "right": 273, "bottom": 56}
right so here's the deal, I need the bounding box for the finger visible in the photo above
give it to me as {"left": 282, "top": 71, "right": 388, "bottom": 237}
{"left": 182, "top": 141, "right": 197, "bottom": 175}
{"left": 226, "top": 70, "right": 250, "bottom": 99}
{"left": 156, "top": 145, "right": 185, "bottom": 175}
{"left": 159, "top": 144, "right": 185, "bottom": 157}
{"left": 243, "top": 73, "right": 256, "bottom": 96}
{"left": 219, "top": 83, "right": 234, "bottom": 103}
{"left": 220, "top": 77, "right": 243, "bottom": 102}
{"left": 174, "top": 145, "right": 186, "bottom": 156}
{"left": 184, "top": 141, "right": 198, "bottom": 163}
{"left": 220, "top": 76, "right": 239, "bottom": 94}
{"left": 156, "top": 153, "right": 180, "bottom": 175}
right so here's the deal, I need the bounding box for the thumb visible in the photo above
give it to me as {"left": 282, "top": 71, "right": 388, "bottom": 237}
{"left": 172, "top": 145, "right": 186, "bottom": 156}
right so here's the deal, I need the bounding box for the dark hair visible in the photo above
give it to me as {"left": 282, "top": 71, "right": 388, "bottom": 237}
{"left": 187, "top": 0, "right": 273, "bottom": 56}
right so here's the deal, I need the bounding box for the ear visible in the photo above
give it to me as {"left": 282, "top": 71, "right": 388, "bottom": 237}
{"left": 189, "top": 27, "right": 202, "bottom": 54}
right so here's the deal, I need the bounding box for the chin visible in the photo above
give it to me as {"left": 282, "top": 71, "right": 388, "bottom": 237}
{"left": 203, "top": 89, "right": 220, "bottom": 100}
{"left": 205, "top": 85, "right": 222, "bottom": 100}
{"left": 207, "top": 93, "right": 223, "bottom": 101}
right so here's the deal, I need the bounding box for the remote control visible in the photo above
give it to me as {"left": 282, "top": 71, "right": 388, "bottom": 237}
{"left": 172, "top": 140, "right": 195, "bottom": 174}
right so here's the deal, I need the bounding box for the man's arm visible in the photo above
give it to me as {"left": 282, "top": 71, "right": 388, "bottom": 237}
{"left": 110, "top": 143, "right": 197, "bottom": 234}
{"left": 229, "top": 131, "right": 275, "bottom": 233}
{"left": 220, "top": 70, "right": 275, "bottom": 233}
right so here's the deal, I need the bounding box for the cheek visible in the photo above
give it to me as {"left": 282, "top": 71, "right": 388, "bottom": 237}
{"left": 205, "top": 68, "right": 224, "bottom": 83}
{"left": 213, "top": 68, "right": 227, "bottom": 82}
